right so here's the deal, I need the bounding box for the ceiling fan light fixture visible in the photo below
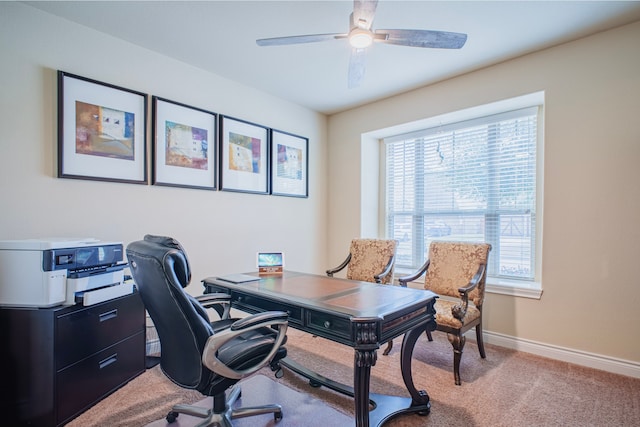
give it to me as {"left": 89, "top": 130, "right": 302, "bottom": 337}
{"left": 349, "top": 28, "right": 373, "bottom": 49}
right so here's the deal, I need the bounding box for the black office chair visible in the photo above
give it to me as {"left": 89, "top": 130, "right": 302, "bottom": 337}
{"left": 126, "top": 235, "right": 288, "bottom": 426}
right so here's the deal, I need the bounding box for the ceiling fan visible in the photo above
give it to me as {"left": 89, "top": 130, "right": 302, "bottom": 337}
{"left": 256, "top": 0, "right": 467, "bottom": 89}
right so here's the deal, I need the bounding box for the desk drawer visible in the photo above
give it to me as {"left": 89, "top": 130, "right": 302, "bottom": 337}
{"left": 233, "top": 292, "right": 303, "bottom": 324}
{"left": 307, "top": 311, "right": 351, "bottom": 340}
{"left": 56, "top": 331, "right": 145, "bottom": 425}
{"left": 56, "top": 294, "right": 144, "bottom": 369}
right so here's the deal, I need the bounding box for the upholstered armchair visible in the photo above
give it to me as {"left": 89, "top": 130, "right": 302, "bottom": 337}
{"left": 326, "top": 238, "right": 398, "bottom": 284}
{"left": 126, "top": 235, "right": 289, "bottom": 425}
{"left": 389, "top": 241, "right": 491, "bottom": 385}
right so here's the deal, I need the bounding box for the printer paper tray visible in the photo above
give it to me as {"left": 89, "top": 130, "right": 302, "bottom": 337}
{"left": 76, "top": 282, "right": 134, "bottom": 306}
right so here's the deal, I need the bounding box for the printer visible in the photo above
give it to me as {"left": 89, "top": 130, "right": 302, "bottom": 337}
{"left": 0, "top": 238, "right": 133, "bottom": 308}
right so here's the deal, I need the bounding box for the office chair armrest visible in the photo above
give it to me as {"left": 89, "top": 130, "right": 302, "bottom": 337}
{"left": 202, "top": 311, "right": 289, "bottom": 380}
{"left": 373, "top": 255, "right": 396, "bottom": 284}
{"left": 452, "top": 264, "right": 486, "bottom": 321}
{"left": 398, "top": 259, "right": 430, "bottom": 287}
{"left": 326, "top": 253, "right": 352, "bottom": 277}
{"left": 196, "top": 293, "right": 232, "bottom": 320}
{"left": 231, "top": 311, "right": 289, "bottom": 331}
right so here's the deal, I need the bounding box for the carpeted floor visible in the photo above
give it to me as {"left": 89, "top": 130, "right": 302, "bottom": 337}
{"left": 69, "top": 328, "right": 640, "bottom": 427}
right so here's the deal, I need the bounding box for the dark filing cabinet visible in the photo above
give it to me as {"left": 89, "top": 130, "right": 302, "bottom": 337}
{"left": 0, "top": 292, "right": 146, "bottom": 426}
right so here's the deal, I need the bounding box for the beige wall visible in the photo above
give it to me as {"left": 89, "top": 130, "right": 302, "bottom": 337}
{"left": 2, "top": 2, "right": 639, "bottom": 366}
{"left": 0, "top": 3, "right": 328, "bottom": 290}
{"left": 327, "top": 21, "right": 640, "bottom": 363}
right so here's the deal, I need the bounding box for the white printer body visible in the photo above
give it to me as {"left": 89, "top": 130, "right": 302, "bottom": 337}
{"left": 0, "top": 238, "right": 132, "bottom": 308}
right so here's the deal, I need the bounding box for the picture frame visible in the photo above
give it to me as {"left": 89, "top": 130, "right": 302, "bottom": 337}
{"left": 257, "top": 251, "right": 285, "bottom": 275}
{"left": 271, "top": 129, "right": 309, "bottom": 197}
{"left": 219, "top": 115, "right": 269, "bottom": 194}
{"left": 152, "top": 97, "right": 217, "bottom": 190}
{"left": 57, "top": 71, "right": 147, "bottom": 184}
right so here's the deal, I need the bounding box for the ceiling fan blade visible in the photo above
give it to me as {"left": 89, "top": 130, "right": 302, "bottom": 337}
{"left": 348, "top": 48, "right": 367, "bottom": 89}
{"left": 256, "top": 33, "right": 347, "bottom": 47}
{"left": 375, "top": 29, "right": 467, "bottom": 49}
{"left": 352, "top": 0, "right": 378, "bottom": 30}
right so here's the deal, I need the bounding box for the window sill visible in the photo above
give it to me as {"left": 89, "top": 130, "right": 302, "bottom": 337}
{"left": 486, "top": 277, "right": 543, "bottom": 299}
{"left": 395, "top": 269, "right": 543, "bottom": 300}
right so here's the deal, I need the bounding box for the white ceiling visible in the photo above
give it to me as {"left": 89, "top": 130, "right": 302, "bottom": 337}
{"left": 26, "top": 1, "right": 640, "bottom": 115}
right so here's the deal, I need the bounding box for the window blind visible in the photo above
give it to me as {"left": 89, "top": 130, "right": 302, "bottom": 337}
{"left": 385, "top": 106, "right": 539, "bottom": 280}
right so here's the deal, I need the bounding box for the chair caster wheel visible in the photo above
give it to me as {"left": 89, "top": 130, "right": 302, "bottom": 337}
{"left": 309, "top": 379, "right": 321, "bottom": 388}
{"left": 274, "top": 410, "right": 283, "bottom": 421}
{"left": 166, "top": 411, "right": 179, "bottom": 423}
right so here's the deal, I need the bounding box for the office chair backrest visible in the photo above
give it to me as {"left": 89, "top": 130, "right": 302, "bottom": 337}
{"left": 127, "top": 235, "right": 214, "bottom": 391}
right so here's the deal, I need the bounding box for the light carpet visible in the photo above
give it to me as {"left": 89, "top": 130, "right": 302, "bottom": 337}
{"left": 69, "top": 328, "right": 640, "bottom": 426}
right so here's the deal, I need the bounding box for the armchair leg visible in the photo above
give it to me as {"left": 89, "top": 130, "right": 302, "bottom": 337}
{"left": 425, "top": 329, "right": 434, "bottom": 342}
{"left": 382, "top": 340, "right": 393, "bottom": 355}
{"left": 476, "top": 324, "right": 486, "bottom": 359}
{"left": 447, "top": 333, "right": 466, "bottom": 386}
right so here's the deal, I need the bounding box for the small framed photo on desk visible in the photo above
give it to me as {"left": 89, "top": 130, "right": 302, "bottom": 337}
{"left": 257, "top": 252, "right": 284, "bottom": 275}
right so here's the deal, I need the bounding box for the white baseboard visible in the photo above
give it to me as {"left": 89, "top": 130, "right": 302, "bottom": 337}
{"left": 478, "top": 330, "right": 640, "bottom": 379}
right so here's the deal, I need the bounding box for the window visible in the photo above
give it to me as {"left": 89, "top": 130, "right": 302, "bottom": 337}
{"left": 385, "top": 105, "right": 541, "bottom": 282}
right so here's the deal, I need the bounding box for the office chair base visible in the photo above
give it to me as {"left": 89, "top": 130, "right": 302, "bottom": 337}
{"left": 167, "top": 384, "right": 283, "bottom": 426}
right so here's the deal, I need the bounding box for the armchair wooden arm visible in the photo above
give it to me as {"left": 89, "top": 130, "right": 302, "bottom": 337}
{"left": 326, "top": 253, "right": 352, "bottom": 277}
{"left": 451, "top": 263, "right": 486, "bottom": 321}
{"left": 373, "top": 255, "right": 396, "bottom": 284}
{"left": 398, "top": 259, "right": 431, "bottom": 287}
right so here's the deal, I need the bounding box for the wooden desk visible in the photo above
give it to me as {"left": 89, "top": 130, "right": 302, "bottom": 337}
{"left": 203, "top": 271, "right": 437, "bottom": 427}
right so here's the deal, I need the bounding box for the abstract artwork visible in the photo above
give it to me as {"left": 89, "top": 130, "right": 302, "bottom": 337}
{"left": 276, "top": 143, "right": 302, "bottom": 180}
{"left": 165, "top": 121, "right": 208, "bottom": 170}
{"left": 75, "top": 101, "right": 135, "bottom": 160}
{"left": 229, "top": 132, "right": 261, "bottom": 173}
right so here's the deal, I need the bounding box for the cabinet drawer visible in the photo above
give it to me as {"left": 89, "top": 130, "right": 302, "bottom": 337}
{"left": 56, "top": 294, "right": 144, "bottom": 369}
{"left": 56, "top": 331, "right": 145, "bottom": 425}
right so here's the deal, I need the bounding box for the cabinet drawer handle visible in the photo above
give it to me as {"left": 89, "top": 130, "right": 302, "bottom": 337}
{"left": 99, "top": 309, "right": 118, "bottom": 322}
{"left": 99, "top": 354, "right": 117, "bottom": 369}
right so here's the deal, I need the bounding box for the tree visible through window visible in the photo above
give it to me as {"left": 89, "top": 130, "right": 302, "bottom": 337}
{"left": 385, "top": 106, "right": 540, "bottom": 281}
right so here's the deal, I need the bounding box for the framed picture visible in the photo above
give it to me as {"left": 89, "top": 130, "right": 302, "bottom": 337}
{"left": 57, "top": 71, "right": 147, "bottom": 184}
{"left": 219, "top": 115, "right": 269, "bottom": 194}
{"left": 271, "top": 130, "right": 308, "bottom": 197}
{"left": 152, "top": 97, "right": 217, "bottom": 190}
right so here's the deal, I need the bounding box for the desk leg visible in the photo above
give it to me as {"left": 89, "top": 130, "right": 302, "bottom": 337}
{"left": 280, "top": 318, "right": 435, "bottom": 427}
{"left": 354, "top": 347, "right": 376, "bottom": 427}
{"left": 281, "top": 347, "right": 376, "bottom": 427}
{"left": 399, "top": 323, "right": 433, "bottom": 414}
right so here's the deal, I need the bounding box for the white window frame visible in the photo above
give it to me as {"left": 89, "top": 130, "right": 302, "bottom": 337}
{"left": 379, "top": 93, "right": 544, "bottom": 299}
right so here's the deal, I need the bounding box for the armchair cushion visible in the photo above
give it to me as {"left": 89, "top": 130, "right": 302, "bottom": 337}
{"left": 433, "top": 299, "right": 481, "bottom": 329}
